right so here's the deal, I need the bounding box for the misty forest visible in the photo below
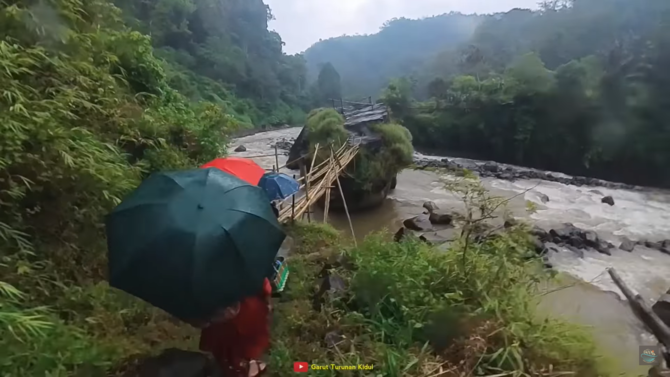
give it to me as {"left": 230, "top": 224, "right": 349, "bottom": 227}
{"left": 307, "top": 0, "right": 670, "bottom": 187}
{"left": 2, "top": 0, "right": 670, "bottom": 375}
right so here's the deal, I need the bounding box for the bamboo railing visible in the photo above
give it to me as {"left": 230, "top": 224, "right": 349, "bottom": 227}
{"left": 277, "top": 143, "right": 359, "bottom": 225}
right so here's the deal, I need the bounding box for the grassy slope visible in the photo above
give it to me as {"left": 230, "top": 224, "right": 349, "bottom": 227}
{"left": 270, "top": 221, "right": 616, "bottom": 377}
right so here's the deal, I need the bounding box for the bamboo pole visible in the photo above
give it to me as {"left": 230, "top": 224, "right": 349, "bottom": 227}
{"left": 323, "top": 185, "right": 331, "bottom": 223}
{"left": 322, "top": 155, "right": 335, "bottom": 223}
{"left": 334, "top": 168, "right": 357, "bottom": 246}
{"left": 330, "top": 146, "right": 357, "bottom": 245}
{"left": 299, "top": 162, "right": 311, "bottom": 222}
{"left": 277, "top": 144, "right": 359, "bottom": 223}
{"left": 608, "top": 268, "right": 670, "bottom": 364}
{"left": 274, "top": 145, "right": 279, "bottom": 172}
{"left": 309, "top": 143, "right": 320, "bottom": 173}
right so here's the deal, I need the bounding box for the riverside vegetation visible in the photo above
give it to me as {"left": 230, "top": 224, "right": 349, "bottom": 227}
{"left": 0, "top": 0, "right": 619, "bottom": 376}
{"left": 306, "top": 0, "right": 670, "bottom": 188}
{"left": 270, "top": 177, "right": 614, "bottom": 377}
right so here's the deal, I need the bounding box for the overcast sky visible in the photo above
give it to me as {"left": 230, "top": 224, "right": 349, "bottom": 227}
{"left": 265, "top": 0, "right": 539, "bottom": 54}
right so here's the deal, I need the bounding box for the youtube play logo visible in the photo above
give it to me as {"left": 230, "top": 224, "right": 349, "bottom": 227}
{"left": 294, "top": 361, "right": 309, "bottom": 372}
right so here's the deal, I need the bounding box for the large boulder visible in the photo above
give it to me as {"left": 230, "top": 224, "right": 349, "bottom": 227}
{"left": 652, "top": 290, "right": 670, "bottom": 329}
{"left": 619, "top": 237, "right": 636, "bottom": 252}
{"left": 286, "top": 127, "right": 309, "bottom": 170}
{"left": 403, "top": 214, "right": 433, "bottom": 231}
{"left": 548, "top": 224, "right": 613, "bottom": 255}
{"left": 423, "top": 201, "right": 439, "bottom": 212}
{"left": 419, "top": 231, "right": 453, "bottom": 246}
{"left": 320, "top": 176, "right": 393, "bottom": 212}
{"left": 234, "top": 145, "right": 246, "bottom": 152}
{"left": 429, "top": 210, "right": 453, "bottom": 225}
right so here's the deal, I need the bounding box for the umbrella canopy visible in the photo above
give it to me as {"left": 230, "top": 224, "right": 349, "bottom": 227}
{"left": 106, "top": 168, "right": 286, "bottom": 322}
{"left": 200, "top": 157, "right": 265, "bottom": 185}
{"left": 258, "top": 173, "right": 301, "bottom": 201}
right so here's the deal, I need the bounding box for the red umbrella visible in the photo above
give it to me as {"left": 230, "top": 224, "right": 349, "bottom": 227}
{"left": 200, "top": 157, "right": 266, "bottom": 185}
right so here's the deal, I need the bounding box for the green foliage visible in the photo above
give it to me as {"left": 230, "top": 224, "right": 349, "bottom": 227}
{"left": 0, "top": 0, "right": 226, "bottom": 374}
{"left": 115, "top": 0, "right": 312, "bottom": 127}
{"left": 304, "top": 0, "right": 670, "bottom": 187}
{"left": 271, "top": 184, "right": 613, "bottom": 376}
{"left": 380, "top": 77, "right": 415, "bottom": 120}
{"left": 388, "top": 0, "right": 670, "bottom": 187}
{"left": 351, "top": 123, "right": 414, "bottom": 191}
{"left": 305, "top": 108, "right": 348, "bottom": 148}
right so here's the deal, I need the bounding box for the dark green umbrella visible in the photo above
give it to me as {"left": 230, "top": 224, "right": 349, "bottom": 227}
{"left": 105, "top": 168, "right": 286, "bottom": 322}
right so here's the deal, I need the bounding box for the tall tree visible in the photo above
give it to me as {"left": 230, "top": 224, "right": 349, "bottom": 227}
{"left": 316, "top": 62, "right": 342, "bottom": 104}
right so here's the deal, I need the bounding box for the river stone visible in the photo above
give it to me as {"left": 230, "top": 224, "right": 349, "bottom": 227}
{"left": 594, "top": 240, "right": 613, "bottom": 256}
{"left": 589, "top": 189, "right": 604, "bottom": 196}
{"left": 481, "top": 162, "right": 499, "bottom": 172}
{"left": 504, "top": 218, "right": 519, "bottom": 228}
{"left": 652, "top": 291, "right": 670, "bottom": 328}
{"left": 564, "top": 245, "right": 585, "bottom": 258}
{"left": 273, "top": 139, "right": 293, "bottom": 151}
{"left": 583, "top": 230, "right": 599, "bottom": 247}
{"left": 537, "top": 192, "right": 550, "bottom": 203}
{"left": 531, "top": 226, "right": 550, "bottom": 242}
{"left": 619, "top": 237, "right": 636, "bottom": 252}
{"left": 423, "top": 201, "right": 439, "bottom": 212}
{"left": 549, "top": 223, "right": 579, "bottom": 240}
{"left": 419, "top": 232, "right": 452, "bottom": 246}
{"left": 568, "top": 235, "right": 586, "bottom": 249}
{"left": 393, "top": 227, "right": 407, "bottom": 242}
{"left": 234, "top": 145, "right": 246, "bottom": 152}
{"left": 601, "top": 195, "right": 615, "bottom": 206}
{"left": 531, "top": 237, "right": 546, "bottom": 255}
{"left": 429, "top": 210, "right": 453, "bottom": 225}
{"left": 403, "top": 214, "right": 433, "bottom": 231}
{"left": 645, "top": 240, "right": 664, "bottom": 250}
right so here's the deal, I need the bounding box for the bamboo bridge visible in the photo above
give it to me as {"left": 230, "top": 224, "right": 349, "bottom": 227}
{"left": 276, "top": 142, "right": 359, "bottom": 236}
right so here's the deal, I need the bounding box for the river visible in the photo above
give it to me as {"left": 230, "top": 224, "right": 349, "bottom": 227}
{"left": 232, "top": 127, "right": 670, "bottom": 375}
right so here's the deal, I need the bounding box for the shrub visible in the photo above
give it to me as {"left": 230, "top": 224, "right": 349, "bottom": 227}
{"left": 270, "top": 180, "right": 614, "bottom": 377}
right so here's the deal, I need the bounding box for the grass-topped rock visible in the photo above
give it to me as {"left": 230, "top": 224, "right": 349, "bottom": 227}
{"left": 289, "top": 106, "right": 413, "bottom": 211}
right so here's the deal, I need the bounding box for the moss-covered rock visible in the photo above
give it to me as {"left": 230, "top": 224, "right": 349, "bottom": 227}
{"left": 297, "top": 107, "right": 413, "bottom": 211}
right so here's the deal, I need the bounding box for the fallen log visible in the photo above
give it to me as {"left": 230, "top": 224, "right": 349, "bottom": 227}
{"left": 608, "top": 267, "right": 670, "bottom": 366}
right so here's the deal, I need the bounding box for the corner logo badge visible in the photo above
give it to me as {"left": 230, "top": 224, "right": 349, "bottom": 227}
{"left": 639, "top": 346, "right": 661, "bottom": 365}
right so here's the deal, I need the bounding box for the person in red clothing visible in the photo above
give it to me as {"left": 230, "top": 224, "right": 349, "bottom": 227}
{"left": 199, "top": 278, "right": 273, "bottom": 377}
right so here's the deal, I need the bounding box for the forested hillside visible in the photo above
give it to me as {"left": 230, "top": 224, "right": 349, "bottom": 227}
{"left": 303, "top": 13, "right": 482, "bottom": 100}
{"left": 381, "top": 0, "right": 670, "bottom": 187}
{"left": 114, "top": 0, "right": 311, "bottom": 127}
{"left": 0, "top": 0, "right": 311, "bottom": 374}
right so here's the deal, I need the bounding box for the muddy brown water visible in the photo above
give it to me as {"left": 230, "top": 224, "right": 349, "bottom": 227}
{"left": 233, "top": 128, "right": 670, "bottom": 376}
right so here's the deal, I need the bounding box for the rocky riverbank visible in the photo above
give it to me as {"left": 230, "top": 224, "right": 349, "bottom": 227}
{"left": 233, "top": 136, "right": 295, "bottom": 154}
{"left": 397, "top": 200, "right": 670, "bottom": 261}
{"left": 414, "top": 157, "right": 637, "bottom": 190}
